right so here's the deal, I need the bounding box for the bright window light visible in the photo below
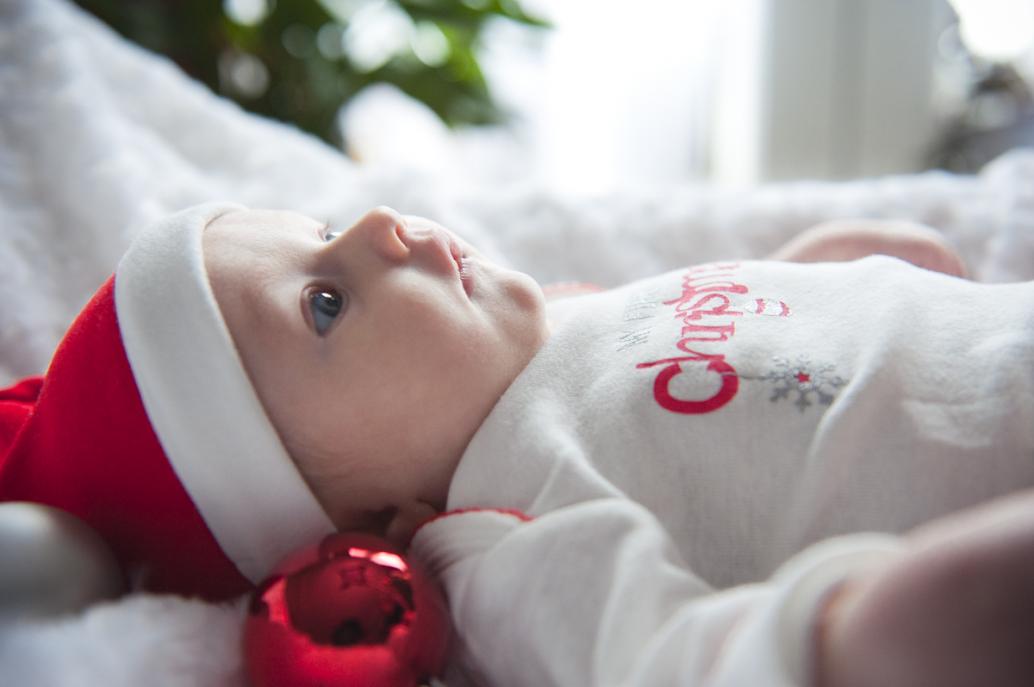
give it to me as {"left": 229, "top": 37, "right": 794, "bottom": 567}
{"left": 950, "top": 0, "right": 1034, "bottom": 62}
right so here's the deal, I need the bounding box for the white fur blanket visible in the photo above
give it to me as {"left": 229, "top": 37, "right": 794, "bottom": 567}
{"left": 3, "top": 0, "right": 1034, "bottom": 683}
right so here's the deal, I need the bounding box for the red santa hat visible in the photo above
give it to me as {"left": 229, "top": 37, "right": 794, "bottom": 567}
{"left": 0, "top": 203, "right": 336, "bottom": 600}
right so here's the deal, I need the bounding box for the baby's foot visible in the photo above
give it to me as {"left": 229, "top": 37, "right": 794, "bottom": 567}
{"left": 815, "top": 490, "right": 1034, "bottom": 687}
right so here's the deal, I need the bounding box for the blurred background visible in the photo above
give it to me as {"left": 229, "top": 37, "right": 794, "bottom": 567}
{"left": 75, "top": 0, "right": 1034, "bottom": 192}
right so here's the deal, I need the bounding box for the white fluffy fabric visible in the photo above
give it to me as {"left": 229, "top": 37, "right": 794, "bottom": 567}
{"left": 2, "top": 0, "right": 1034, "bottom": 683}
{"left": 0, "top": 596, "right": 248, "bottom": 686}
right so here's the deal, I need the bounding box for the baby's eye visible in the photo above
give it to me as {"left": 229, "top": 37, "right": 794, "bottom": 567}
{"left": 308, "top": 288, "right": 345, "bottom": 336}
{"left": 323, "top": 226, "right": 343, "bottom": 242}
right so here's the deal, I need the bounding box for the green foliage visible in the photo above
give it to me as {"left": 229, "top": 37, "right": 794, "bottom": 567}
{"left": 73, "top": 0, "right": 547, "bottom": 147}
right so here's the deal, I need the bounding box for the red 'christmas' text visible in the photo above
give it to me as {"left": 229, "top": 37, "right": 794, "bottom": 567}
{"left": 636, "top": 264, "right": 746, "bottom": 414}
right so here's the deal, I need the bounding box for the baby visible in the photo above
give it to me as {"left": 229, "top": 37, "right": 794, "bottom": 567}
{"left": 1, "top": 202, "right": 1032, "bottom": 686}
{"left": 200, "top": 204, "right": 551, "bottom": 544}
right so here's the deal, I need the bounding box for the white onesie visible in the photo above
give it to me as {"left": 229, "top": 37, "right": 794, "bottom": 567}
{"left": 411, "top": 256, "right": 1034, "bottom": 687}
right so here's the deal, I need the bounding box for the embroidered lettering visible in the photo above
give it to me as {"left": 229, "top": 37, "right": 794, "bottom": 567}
{"left": 636, "top": 353, "right": 739, "bottom": 414}
{"left": 622, "top": 288, "right": 661, "bottom": 322}
{"left": 637, "top": 264, "right": 747, "bottom": 415}
{"left": 617, "top": 327, "right": 653, "bottom": 351}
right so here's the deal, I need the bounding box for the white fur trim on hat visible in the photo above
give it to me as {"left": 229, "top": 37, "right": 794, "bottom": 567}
{"left": 115, "top": 202, "right": 336, "bottom": 584}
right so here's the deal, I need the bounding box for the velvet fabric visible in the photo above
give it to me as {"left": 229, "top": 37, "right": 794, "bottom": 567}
{"left": 0, "top": 278, "right": 251, "bottom": 600}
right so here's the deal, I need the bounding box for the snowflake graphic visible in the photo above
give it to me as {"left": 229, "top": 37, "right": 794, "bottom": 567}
{"left": 748, "top": 356, "right": 847, "bottom": 411}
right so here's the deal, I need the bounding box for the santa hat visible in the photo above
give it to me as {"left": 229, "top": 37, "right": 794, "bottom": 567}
{"left": 0, "top": 203, "right": 336, "bottom": 600}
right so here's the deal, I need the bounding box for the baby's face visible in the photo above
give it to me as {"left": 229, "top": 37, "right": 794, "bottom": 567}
{"left": 203, "top": 207, "right": 549, "bottom": 534}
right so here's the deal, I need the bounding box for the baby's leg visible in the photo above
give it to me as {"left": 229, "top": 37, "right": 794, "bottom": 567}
{"left": 769, "top": 219, "right": 968, "bottom": 278}
{"left": 816, "top": 490, "right": 1034, "bottom": 687}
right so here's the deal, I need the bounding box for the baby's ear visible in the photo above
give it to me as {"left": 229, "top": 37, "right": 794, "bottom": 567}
{"left": 385, "top": 502, "right": 440, "bottom": 548}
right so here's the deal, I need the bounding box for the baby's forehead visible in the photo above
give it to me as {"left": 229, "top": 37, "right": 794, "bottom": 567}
{"left": 204, "top": 209, "right": 320, "bottom": 262}
{"left": 202, "top": 210, "right": 303, "bottom": 349}
{"left": 202, "top": 210, "right": 303, "bottom": 296}
{"left": 206, "top": 208, "right": 318, "bottom": 237}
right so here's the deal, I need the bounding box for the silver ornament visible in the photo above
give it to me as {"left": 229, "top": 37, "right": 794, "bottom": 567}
{"left": 0, "top": 502, "right": 124, "bottom": 619}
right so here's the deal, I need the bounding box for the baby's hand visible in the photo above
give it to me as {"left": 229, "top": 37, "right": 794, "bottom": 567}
{"left": 815, "top": 490, "right": 1034, "bottom": 687}
{"left": 770, "top": 219, "right": 968, "bottom": 277}
{"left": 386, "top": 501, "right": 441, "bottom": 547}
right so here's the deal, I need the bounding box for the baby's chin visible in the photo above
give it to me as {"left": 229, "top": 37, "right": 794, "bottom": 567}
{"left": 511, "top": 269, "right": 547, "bottom": 311}
{"left": 468, "top": 259, "right": 548, "bottom": 332}
{"left": 507, "top": 272, "right": 551, "bottom": 355}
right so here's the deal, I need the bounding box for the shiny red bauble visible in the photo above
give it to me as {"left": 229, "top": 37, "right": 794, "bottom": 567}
{"left": 243, "top": 533, "right": 450, "bottom": 687}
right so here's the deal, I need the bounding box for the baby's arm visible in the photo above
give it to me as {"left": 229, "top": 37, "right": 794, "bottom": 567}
{"left": 414, "top": 492, "right": 1034, "bottom": 687}
{"left": 816, "top": 489, "right": 1034, "bottom": 687}
{"left": 769, "top": 220, "right": 968, "bottom": 278}
{"left": 411, "top": 501, "right": 899, "bottom": 687}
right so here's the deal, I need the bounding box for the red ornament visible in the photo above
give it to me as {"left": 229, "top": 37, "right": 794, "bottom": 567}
{"left": 243, "top": 533, "right": 450, "bottom": 687}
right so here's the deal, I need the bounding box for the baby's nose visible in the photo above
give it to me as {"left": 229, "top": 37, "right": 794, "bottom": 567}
{"left": 351, "top": 206, "right": 409, "bottom": 262}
